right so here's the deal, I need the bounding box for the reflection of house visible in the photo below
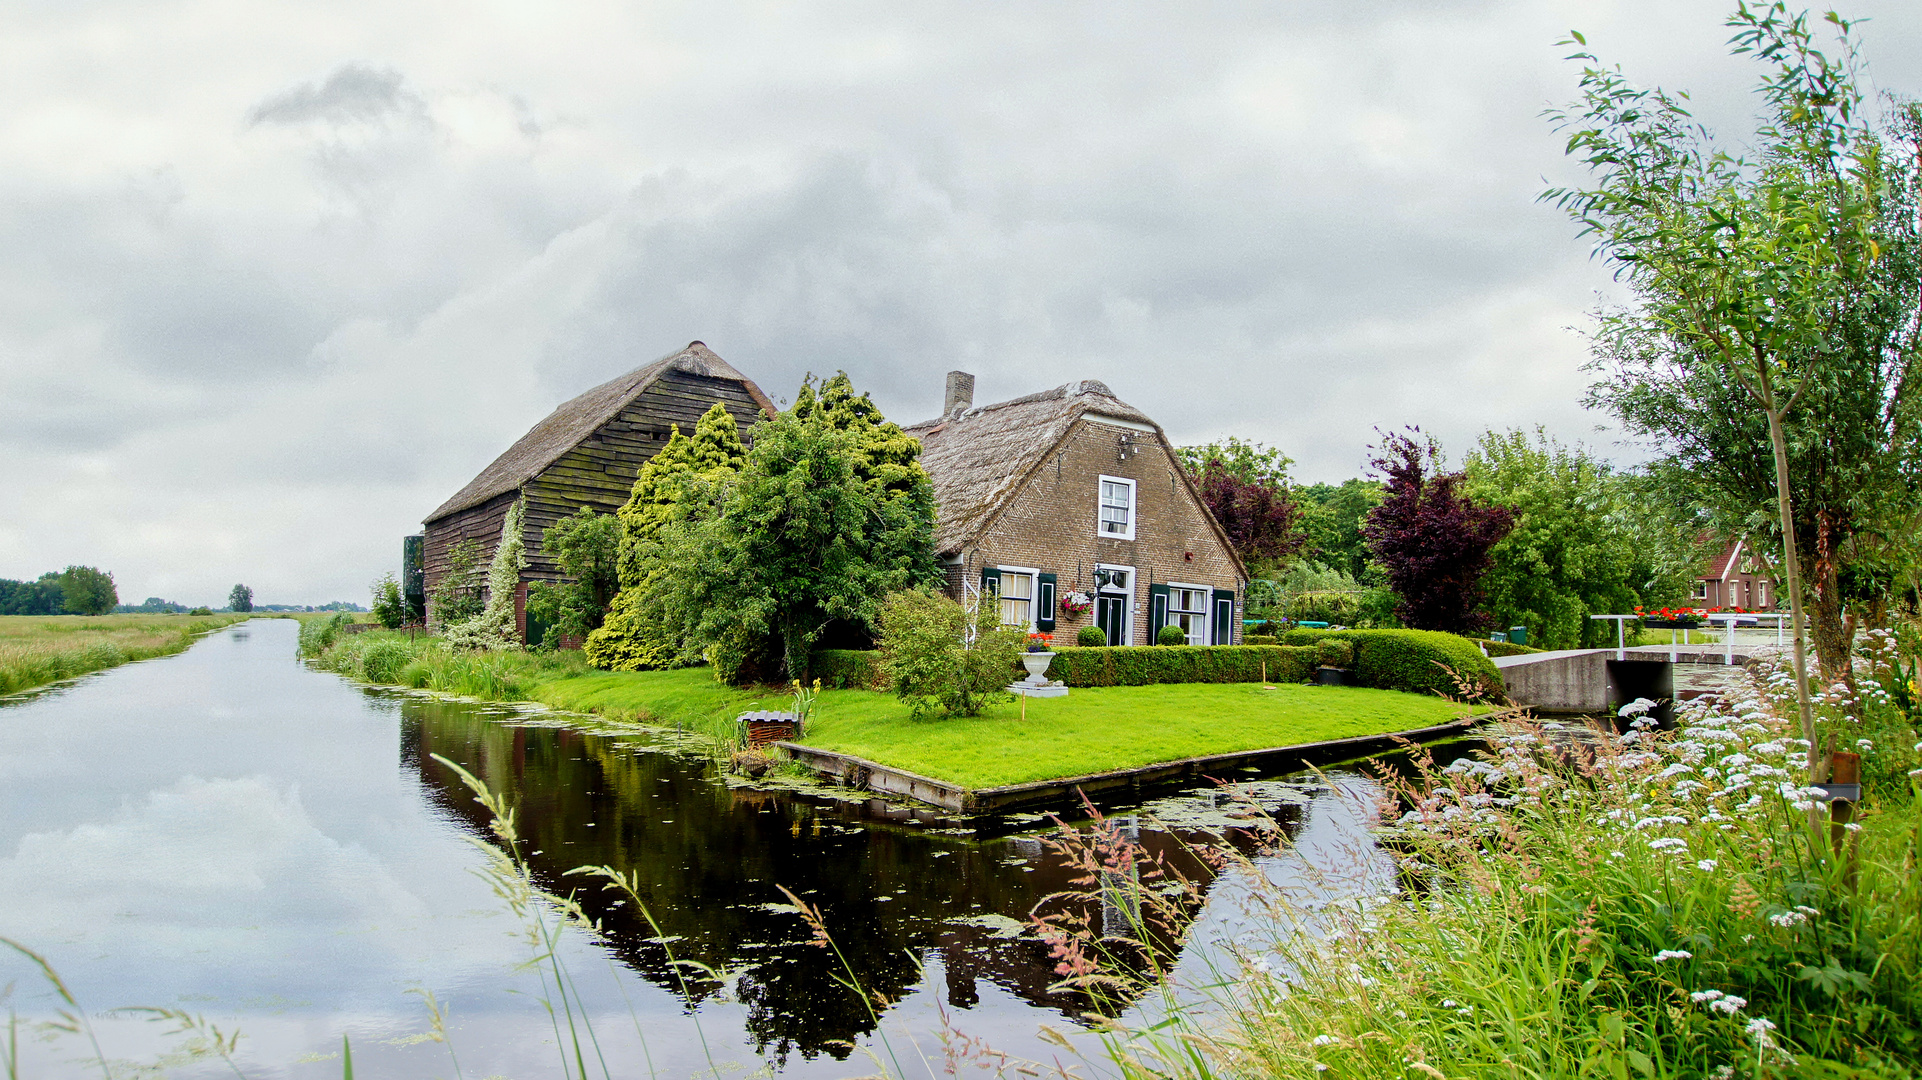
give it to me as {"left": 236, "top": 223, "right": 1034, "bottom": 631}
{"left": 905, "top": 372, "right": 1247, "bottom": 646}
{"left": 419, "top": 342, "right": 774, "bottom": 630}
{"left": 1696, "top": 537, "right": 1775, "bottom": 609}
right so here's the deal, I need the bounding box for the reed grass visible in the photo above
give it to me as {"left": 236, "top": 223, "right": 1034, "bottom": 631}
{"left": 1030, "top": 652, "right": 1922, "bottom": 1080}
{"left": 0, "top": 614, "right": 252, "bottom": 696}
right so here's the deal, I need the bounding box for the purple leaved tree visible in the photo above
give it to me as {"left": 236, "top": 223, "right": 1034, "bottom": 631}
{"left": 1361, "top": 430, "right": 1513, "bottom": 633}
{"left": 1194, "top": 458, "right": 1306, "bottom": 568}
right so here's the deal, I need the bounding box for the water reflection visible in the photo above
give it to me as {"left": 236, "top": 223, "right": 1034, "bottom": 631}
{"left": 406, "top": 696, "right": 1314, "bottom": 1061}
{"left": 0, "top": 620, "right": 1438, "bottom": 1078}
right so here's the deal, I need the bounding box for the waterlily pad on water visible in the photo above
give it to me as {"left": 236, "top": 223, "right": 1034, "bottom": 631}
{"left": 952, "top": 913, "right": 1032, "bottom": 939}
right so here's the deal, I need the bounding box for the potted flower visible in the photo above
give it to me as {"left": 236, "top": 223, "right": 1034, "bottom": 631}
{"left": 1026, "top": 632, "right": 1053, "bottom": 653}
{"left": 1018, "top": 633, "right": 1056, "bottom": 689}
{"left": 1058, "top": 590, "right": 1092, "bottom": 619}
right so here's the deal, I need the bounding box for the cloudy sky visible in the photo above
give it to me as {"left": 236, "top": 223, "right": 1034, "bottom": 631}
{"left": 2, "top": 0, "right": 1917, "bottom": 606}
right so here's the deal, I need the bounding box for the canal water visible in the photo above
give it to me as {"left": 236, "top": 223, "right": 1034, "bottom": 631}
{"left": 0, "top": 620, "right": 1403, "bottom": 1078}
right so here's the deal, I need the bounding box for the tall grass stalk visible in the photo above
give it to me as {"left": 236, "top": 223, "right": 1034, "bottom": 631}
{"left": 1022, "top": 656, "right": 1922, "bottom": 1079}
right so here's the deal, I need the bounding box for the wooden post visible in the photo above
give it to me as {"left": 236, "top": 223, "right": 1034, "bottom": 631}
{"left": 1260, "top": 660, "right": 1267, "bottom": 685}
{"left": 1829, "top": 750, "right": 1860, "bottom": 889}
{"left": 1020, "top": 689, "right": 1027, "bottom": 722}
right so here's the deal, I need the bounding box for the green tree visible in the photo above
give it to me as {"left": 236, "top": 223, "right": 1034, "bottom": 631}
{"left": 58, "top": 566, "right": 117, "bottom": 616}
{"left": 525, "top": 508, "right": 622, "bottom": 649}
{"left": 1174, "top": 437, "right": 1293, "bottom": 487}
{"left": 1464, "top": 429, "right": 1697, "bottom": 649}
{"left": 1296, "top": 480, "right": 1384, "bottom": 582}
{"left": 584, "top": 402, "right": 748, "bottom": 670}
{"left": 370, "top": 572, "right": 406, "bottom": 629}
{"left": 651, "top": 374, "right": 940, "bottom": 683}
{"left": 1545, "top": 4, "right": 1900, "bottom": 761}
{"left": 227, "top": 583, "right": 253, "bottom": 613}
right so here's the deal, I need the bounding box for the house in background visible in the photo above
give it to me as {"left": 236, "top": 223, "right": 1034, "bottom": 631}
{"left": 1695, "top": 537, "right": 1775, "bottom": 610}
{"left": 905, "top": 372, "right": 1247, "bottom": 646}
{"left": 420, "top": 342, "right": 775, "bottom": 632}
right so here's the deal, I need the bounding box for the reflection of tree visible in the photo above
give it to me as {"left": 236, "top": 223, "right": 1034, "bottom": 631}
{"left": 402, "top": 698, "right": 1296, "bottom": 1063}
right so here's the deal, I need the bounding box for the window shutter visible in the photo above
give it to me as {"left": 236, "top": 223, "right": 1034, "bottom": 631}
{"left": 1148, "top": 584, "right": 1169, "bottom": 643}
{"left": 1212, "top": 589, "right": 1236, "bottom": 645}
{"left": 980, "top": 567, "right": 1001, "bottom": 601}
{"left": 1036, "top": 573, "right": 1057, "bottom": 633}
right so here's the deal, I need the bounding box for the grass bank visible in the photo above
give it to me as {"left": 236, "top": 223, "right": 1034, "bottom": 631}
{"left": 307, "top": 630, "right": 1488, "bottom": 789}
{"left": 0, "top": 613, "right": 254, "bottom": 696}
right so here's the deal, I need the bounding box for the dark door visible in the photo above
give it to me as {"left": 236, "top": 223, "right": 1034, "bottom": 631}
{"left": 1096, "top": 594, "right": 1128, "bottom": 646}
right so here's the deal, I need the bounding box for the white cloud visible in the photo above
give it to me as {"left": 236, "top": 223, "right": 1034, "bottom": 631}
{"left": 0, "top": 0, "right": 1916, "bottom": 602}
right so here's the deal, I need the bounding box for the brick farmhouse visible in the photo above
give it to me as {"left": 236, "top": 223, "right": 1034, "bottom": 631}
{"left": 905, "top": 372, "right": 1248, "bottom": 646}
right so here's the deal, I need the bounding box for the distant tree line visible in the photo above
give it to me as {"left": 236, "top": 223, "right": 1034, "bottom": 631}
{"left": 0, "top": 566, "right": 118, "bottom": 616}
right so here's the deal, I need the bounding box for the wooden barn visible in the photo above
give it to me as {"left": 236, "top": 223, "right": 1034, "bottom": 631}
{"left": 420, "top": 341, "right": 775, "bottom": 630}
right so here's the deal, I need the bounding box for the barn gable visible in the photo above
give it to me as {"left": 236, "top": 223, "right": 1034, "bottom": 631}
{"left": 421, "top": 342, "right": 774, "bottom": 604}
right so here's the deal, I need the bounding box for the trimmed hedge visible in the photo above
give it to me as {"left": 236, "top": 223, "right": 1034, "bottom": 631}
{"left": 1279, "top": 628, "right": 1504, "bottom": 701}
{"left": 1480, "top": 639, "right": 1543, "bottom": 658}
{"left": 1044, "top": 645, "right": 1316, "bottom": 688}
{"left": 810, "top": 649, "right": 884, "bottom": 689}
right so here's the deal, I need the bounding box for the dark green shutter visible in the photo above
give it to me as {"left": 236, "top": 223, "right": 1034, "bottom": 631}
{"left": 980, "top": 567, "right": 1001, "bottom": 603}
{"left": 1148, "top": 584, "right": 1169, "bottom": 643}
{"left": 1036, "top": 573, "right": 1057, "bottom": 632}
{"left": 1212, "top": 588, "right": 1236, "bottom": 645}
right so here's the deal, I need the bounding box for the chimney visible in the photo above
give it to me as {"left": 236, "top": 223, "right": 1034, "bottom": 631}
{"left": 944, "top": 370, "right": 975, "bottom": 414}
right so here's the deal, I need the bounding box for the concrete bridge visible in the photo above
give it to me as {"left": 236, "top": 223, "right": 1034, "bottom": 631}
{"left": 1493, "top": 646, "right": 1754, "bottom": 719}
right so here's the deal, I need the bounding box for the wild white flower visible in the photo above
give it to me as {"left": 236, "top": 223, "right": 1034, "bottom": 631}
{"left": 1856, "top": 739, "right": 1873, "bottom": 751}
{"left": 1619, "top": 697, "right": 1657, "bottom": 717}
{"left": 1697, "top": 859, "right": 1718, "bottom": 872}
{"left": 1720, "top": 753, "right": 1753, "bottom": 769}
{"left": 1690, "top": 989, "right": 1724, "bottom": 1003}
{"left": 1441, "top": 1000, "right": 1457, "bottom": 1008}
{"left": 1711, "top": 995, "right": 1747, "bottom": 1014}
{"left": 1648, "top": 837, "right": 1688, "bottom": 851}
{"left": 1658, "top": 763, "right": 1695, "bottom": 779}
{"left": 1768, "top": 911, "right": 1808, "bottom": 928}
{"left": 1310, "top": 1034, "right": 1337, "bottom": 1046}
{"left": 1745, "top": 1017, "right": 1778, "bottom": 1045}
{"left": 1652, "top": 949, "right": 1693, "bottom": 962}
{"left": 1795, "top": 905, "right": 1821, "bottom": 917}
{"left": 1844, "top": 822, "right": 1862, "bottom": 832}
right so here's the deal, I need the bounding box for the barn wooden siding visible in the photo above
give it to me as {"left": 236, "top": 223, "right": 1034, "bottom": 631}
{"left": 422, "top": 369, "right": 765, "bottom": 605}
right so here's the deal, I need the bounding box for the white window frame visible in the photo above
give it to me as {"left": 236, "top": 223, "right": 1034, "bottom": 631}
{"left": 1692, "top": 580, "right": 1709, "bottom": 601}
{"left": 1095, "top": 563, "right": 1134, "bottom": 646}
{"left": 1168, "top": 582, "right": 1210, "bottom": 646}
{"left": 992, "top": 564, "right": 1039, "bottom": 630}
{"left": 1097, "top": 475, "right": 1137, "bottom": 541}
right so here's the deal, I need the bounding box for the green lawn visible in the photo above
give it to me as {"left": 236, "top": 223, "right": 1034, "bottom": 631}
{"left": 798, "top": 682, "right": 1482, "bottom": 788}
{"left": 518, "top": 667, "right": 1480, "bottom": 790}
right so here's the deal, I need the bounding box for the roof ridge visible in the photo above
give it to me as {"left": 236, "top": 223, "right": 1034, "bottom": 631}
{"left": 424, "top": 342, "right": 772, "bottom": 524}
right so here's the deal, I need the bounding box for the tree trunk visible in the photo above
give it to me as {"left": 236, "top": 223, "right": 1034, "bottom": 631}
{"left": 1764, "top": 405, "right": 1821, "bottom": 790}
{"left": 1807, "top": 558, "right": 1856, "bottom": 688}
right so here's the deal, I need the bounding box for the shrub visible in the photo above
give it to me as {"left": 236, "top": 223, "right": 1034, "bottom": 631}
{"left": 811, "top": 649, "right": 883, "bottom": 689}
{"left": 297, "top": 611, "right": 355, "bottom": 656}
{"left": 355, "top": 638, "right": 415, "bottom": 684}
{"left": 1316, "top": 638, "right": 1355, "bottom": 668}
{"left": 1245, "top": 634, "right": 1277, "bottom": 645}
{"left": 1044, "top": 645, "right": 1316, "bottom": 688}
{"left": 1076, "top": 625, "right": 1108, "bottom": 647}
{"left": 1281, "top": 628, "right": 1503, "bottom": 700}
{"left": 1157, "top": 625, "right": 1188, "bottom": 646}
{"left": 1480, "top": 638, "right": 1542, "bottom": 658}
{"left": 877, "top": 589, "right": 1024, "bottom": 717}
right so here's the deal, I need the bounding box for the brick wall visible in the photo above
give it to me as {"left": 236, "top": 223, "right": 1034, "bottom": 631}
{"left": 945, "top": 417, "right": 1242, "bottom": 644}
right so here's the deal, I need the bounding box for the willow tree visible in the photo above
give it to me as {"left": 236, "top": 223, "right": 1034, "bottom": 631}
{"left": 1545, "top": 4, "right": 1898, "bottom": 772}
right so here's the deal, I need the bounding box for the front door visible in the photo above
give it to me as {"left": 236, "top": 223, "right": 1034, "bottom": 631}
{"left": 1096, "top": 593, "right": 1129, "bottom": 646}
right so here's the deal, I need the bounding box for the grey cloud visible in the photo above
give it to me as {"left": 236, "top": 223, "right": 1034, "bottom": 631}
{"left": 247, "top": 64, "right": 421, "bottom": 128}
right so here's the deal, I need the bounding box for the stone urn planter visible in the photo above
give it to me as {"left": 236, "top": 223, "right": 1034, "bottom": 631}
{"left": 1010, "top": 652, "right": 1068, "bottom": 697}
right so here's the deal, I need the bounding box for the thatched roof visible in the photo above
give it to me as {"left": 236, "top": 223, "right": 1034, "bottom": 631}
{"left": 426, "top": 342, "right": 775, "bottom": 524}
{"left": 906, "top": 379, "right": 1218, "bottom": 559}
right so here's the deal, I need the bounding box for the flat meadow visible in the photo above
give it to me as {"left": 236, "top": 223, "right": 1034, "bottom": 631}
{"left": 0, "top": 613, "right": 252, "bottom": 695}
